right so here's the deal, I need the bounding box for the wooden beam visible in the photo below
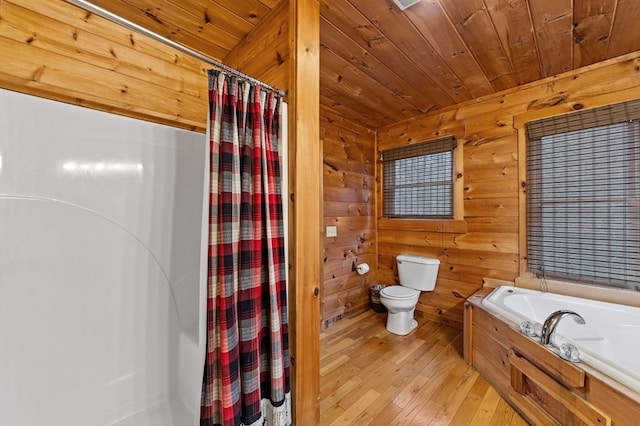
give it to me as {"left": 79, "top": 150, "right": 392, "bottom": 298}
{"left": 288, "top": 0, "right": 321, "bottom": 423}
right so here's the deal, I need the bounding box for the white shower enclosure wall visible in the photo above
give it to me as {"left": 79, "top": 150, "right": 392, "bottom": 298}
{"left": 0, "top": 89, "right": 208, "bottom": 425}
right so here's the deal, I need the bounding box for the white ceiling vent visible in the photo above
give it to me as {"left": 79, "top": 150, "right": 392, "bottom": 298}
{"left": 392, "top": 0, "right": 421, "bottom": 10}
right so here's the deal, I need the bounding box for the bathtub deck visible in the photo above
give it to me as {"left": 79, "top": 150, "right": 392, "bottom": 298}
{"left": 320, "top": 310, "right": 527, "bottom": 425}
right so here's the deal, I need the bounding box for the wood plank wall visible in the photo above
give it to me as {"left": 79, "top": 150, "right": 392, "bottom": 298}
{"left": 377, "top": 51, "right": 640, "bottom": 328}
{"left": 321, "top": 105, "right": 377, "bottom": 328}
{"left": 223, "top": 0, "right": 289, "bottom": 92}
{"left": 0, "top": 0, "right": 209, "bottom": 131}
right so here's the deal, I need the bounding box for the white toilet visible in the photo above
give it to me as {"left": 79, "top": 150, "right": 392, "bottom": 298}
{"left": 379, "top": 255, "right": 440, "bottom": 335}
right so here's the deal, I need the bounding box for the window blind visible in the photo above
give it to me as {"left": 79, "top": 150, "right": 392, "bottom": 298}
{"left": 526, "top": 101, "right": 640, "bottom": 290}
{"left": 382, "top": 136, "right": 457, "bottom": 219}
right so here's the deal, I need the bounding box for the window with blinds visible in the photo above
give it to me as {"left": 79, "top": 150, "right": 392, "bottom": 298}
{"left": 382, "top": 136, "right": 457, "bottom": 219}
{"left": 526, "top": 100, "right": 640, "bottom": 290}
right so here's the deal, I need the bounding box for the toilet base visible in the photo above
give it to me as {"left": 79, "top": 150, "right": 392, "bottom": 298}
{"left": 385, "top": 314, "right": 418, "bottom": 336}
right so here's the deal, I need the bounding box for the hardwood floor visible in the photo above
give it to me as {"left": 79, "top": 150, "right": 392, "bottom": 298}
{"left": 319, "top": 310, "right": 529, "bottom": 425}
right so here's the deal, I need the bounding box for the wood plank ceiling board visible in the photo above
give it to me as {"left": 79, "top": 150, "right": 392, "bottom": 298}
{"left": 319, "top": 89, "right": 390, "bottom": 127}
{"left": 319, "top": 15, "right": 435, "bottom": 114}
{"left": 483, "top": 0, "right": 542, "bottom": 85}
{"left": 84, "top": 0, "right": 231, "bottom": 60}
{"left": 403, "top": 0, "right": 495, "bottom": 99}
{"left": 347, "top": 0, "right": 469, "bottom": 105}
{"left": 572, "top": 0, "right": 616, "bottom": 68}
{"left": 320, "top": 53, "right": 419, "bottom": 121}
{"left": 320, "top": 46, "right": 418, "bottom": 124}
{"left": 320, "top": 0, "right": 444, "bottom": 112}
{"left": 212, "top": 0, "right": 272, "bottom": 26}
{"left": 88, "top": 0, "right": 272, "bottom": 61}
{"left": 607, "top": 0, "right": 640, "bottom": 58}
{"left": 437, "top": 0, "right": 518, "bottom": 91}
{"left": 257, "top": 0, "right": 281, "bottom": 8}
{"left": 528, "top": 0, "right": 574, "bottom": 77}
{"left": 115, "top": 0, "right": 245, "bottom": 45}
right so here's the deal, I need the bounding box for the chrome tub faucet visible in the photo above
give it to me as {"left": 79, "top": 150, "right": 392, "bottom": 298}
{"left": 540, "top": 310, "right": 586, "bottom": 345}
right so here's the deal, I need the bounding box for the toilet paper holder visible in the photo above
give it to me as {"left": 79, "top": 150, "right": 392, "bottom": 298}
{"left": 352, "top": 261, "right": 370, "bottom": 275}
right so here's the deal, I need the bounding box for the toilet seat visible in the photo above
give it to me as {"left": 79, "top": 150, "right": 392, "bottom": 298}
{"left": 380, "top": 286, "right": 418, "bottom": 299}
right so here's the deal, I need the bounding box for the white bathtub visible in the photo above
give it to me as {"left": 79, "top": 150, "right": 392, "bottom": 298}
{"left": 482, "top": 286, "right": 640, "bottom": 394}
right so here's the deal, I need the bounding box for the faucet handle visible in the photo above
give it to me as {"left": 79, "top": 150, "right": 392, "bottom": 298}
{"left": 558, "top": 343, "right": 581, "bottom": 363}
{"left": 519, "top": 321, "right": 542, "bottom": 338}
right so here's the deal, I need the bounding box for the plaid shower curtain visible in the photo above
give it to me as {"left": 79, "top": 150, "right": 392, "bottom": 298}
{"left": 201, "top": 70, "right": 290, "bottom": 426}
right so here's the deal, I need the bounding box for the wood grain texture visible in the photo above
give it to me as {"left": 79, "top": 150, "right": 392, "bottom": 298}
{"left": 467, "top": 294, "right": 638, "bottom": 426}
{"left": 0, "top": 0, "right": 209, "bottom": 131}
{"left": 87, "top": 0, "right": 281, "bottom": 61}
{"left": 437, "top": 0, "right": 517, "bottom": 91}
{"left": 528, "top": 0, "right": 574, "bottom": 76}
{"left": 483, "top": 0, "right": 542, "bottom": 84}
{"left": 288, "top": 0, "right": 321, "bottom": 423}
{"left": 347, "top": 0, "right": 463, "bottom": 105}
{"left": 320, "top": 309, "right": 528, "bottom": 425}
{"left": 222, "top": 0, "right": 289, "bottom": 91}
{"left": 377, "top": 51, "right": 640, "bottom": 328}
{"left": 71, "top": 0, "right": 640, "bottom": 130}
{"left": 405, "top": 0, "right": 494, "bottom": 99}
{"left": 321, "top": 106, "right": 377, "bottom": 328}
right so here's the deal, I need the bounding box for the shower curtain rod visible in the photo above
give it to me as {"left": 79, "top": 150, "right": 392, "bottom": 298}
{"left": 65, "top": 0, "right": 287, "bottom": 97}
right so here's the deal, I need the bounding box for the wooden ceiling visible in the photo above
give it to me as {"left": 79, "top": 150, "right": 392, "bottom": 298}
{"left": 83, "top": 0, "right": 640, "bottom": 129}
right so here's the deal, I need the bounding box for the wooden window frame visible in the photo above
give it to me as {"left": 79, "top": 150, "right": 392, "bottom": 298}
{"left": 378, "top": 136, "right": 465, "bottom": 233}
{"left": 515, "top": 97, "right": 640, "bottom": 289}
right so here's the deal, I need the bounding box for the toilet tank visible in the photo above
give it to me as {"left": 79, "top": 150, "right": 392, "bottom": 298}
{"left": 396, "top": 254, "right": 440, "bottom": 291}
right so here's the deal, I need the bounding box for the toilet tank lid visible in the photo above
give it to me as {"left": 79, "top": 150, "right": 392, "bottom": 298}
{"left": 397, "top": 254, "right": 440, "bottom": 264}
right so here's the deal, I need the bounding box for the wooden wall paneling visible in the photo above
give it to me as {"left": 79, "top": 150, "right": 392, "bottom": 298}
{"left": 464, "top": 216, "right": 519, "bottom": 234}
{"left": 377, "top": 109, "right": 465, "bottom": 150}
{"left": 378, "top": 245, "right": 518, "bottom": 274}
{"left": 377, "top": 51, "right": 640, "bottom": 328}
{"left": 0, "top": 0, "right": 208, "bottom": 131}
{"left": 11, "top": 0, "right": 208, "bottom": 72}
{"left": 441, "top": 247, "right": 519, "bottom": 272}
{"left": 1, "top": 2, "right": 205, "bottom": 96}
{"left": 0, "top": 39, "right": 201, "bottom": 125}
{"left": 324, "top": 186, "right": 373, "bottom": 204}
{"left": 223, "top": 0, "right": 289, "bottom": 91}
{"left": 288, "top": 0, "right": 320, "bottom": 422}
{"left": 324, "top": 201, "right": 373, "bottom": 218}
{"left": 321, "top": 106, "right": 376, "bottom": 328}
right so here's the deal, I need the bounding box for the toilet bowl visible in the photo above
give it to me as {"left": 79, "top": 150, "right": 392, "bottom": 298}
{"left": 379, "top": 255, "right": 440, "bottom": 335}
